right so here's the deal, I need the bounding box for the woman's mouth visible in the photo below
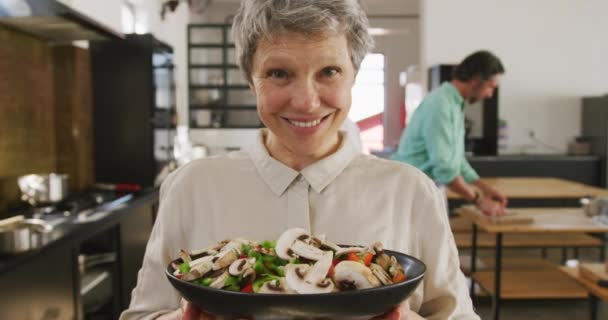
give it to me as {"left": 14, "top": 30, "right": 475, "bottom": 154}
{"left": 288, "top": 118, "right": 323, "bottom": 128}
{"left": 283, "top": 114, "right": 331, "bottom": 133}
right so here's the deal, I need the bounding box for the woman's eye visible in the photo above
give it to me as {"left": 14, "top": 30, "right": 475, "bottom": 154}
{"left": 268, "top": 70, "right": 288, "bottom": 79}
{"left": 321, "top": 67, "right": 340, "bottom": 77}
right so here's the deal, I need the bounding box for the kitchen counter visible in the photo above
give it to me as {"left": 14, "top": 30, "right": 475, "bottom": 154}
{"left": 0, "top": 188, "right": 159, "bottom": 319}
{"left": 0, "top": 189, "right": 157, "bottom": 273}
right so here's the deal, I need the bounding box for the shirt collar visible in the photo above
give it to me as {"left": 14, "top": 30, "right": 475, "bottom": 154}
{"left": 442, "top": 82, "right": 465, "bottom": 110}
{"left": 247, "top": 129, "right": 360, "bottom": 196}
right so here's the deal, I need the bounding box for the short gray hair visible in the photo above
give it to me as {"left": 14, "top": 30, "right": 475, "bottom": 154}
{"left": 232, "top": 0, "right": 374, "bottom": 83}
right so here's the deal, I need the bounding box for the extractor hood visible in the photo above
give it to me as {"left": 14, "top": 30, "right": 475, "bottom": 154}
{"left": 0, "top": 0, "right": 123, "bottom": 42}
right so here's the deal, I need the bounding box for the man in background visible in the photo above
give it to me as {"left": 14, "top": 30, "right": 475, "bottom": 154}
{"left": 391, "top": 50, "right": 507, "bottom": 216}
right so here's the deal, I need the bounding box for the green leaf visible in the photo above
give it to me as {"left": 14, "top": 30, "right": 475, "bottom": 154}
{"left": 197, "top": 277, "right": 212, "bottom": 287}
{"left": 179, "top": 262, "right": 190, "bottom": 274}
{"left": 224, "top": 275, "right": 240, "bottom": 288}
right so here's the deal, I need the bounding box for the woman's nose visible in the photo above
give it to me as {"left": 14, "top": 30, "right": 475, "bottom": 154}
{"left": 290, "top": 79, "right": 321, "bottom": 111}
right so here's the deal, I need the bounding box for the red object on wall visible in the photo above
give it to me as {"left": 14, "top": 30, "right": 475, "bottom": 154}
{"left": 400, "top": 101, "right": 406, "bottom": 130}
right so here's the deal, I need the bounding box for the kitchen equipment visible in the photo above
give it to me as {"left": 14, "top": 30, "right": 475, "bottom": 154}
{"left": 166, "top": 249, "right": 425, "bottom": 319}
{"left": 17, "top": 173, "right": 69, "bottom": 206}
{"left": 0, "top": 216, "right": 53, "bottom": 254}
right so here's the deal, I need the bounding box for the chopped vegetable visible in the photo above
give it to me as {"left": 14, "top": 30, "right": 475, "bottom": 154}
{"left": 392, "top": 271, "right": 407, "bottom": 283}
{"left": 179, "top": 262, "right": 190, "bottom": 274}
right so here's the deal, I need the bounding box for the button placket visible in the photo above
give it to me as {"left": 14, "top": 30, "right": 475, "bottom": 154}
{"left": 286, "top": 175, "right": 311, "bottom": 231}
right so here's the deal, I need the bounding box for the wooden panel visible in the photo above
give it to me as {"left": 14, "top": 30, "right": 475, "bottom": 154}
{"left": 559, "top": 266, "right": 608, "bottom": 301}
{"left": 448, "top": 177, "right": 608, "bottom": 199}
{"left": 53, "top": 45, "right": 94, "bottom": 192}
{"left": 473, "top": 268, "right": 587, "bottom": 299}
{"left": 0, "top": 26, "right": 56, "bottom": 211}
{"left": 454, "top": 232, "right": 602, "bottom": 249}
{"left": 457, "top": 206, "right": 608, "bottom": 234}
{"left": 450, "top": 215, "right": 472, "bottom": 232}
{"left": 460, "top": 257, "right": 554, "bottom": 275}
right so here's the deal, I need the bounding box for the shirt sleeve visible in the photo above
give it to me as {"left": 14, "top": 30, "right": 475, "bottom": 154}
{"left": 411, "top": 178, "right": 480, "bottom": 320}
{"left": 422, "top": 102, "right": 460, "bottom": 184}
{"left": 119, "top": 171, "right": 185, "bottom": 320}
{"left": 460, "top": 158, "right": 480, "bottom": 183}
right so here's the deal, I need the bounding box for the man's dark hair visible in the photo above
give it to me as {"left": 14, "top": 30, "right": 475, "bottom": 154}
{"left": 452, "top": 50, "right": 505, "bottom": 81}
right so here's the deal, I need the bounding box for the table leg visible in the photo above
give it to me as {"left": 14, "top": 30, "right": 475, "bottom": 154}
{"left": 470, "top": 223, "right": 478, "bottom": 298}
{"left": 493, "top": 233, "right": 503, "bottom": 320}
{"left": 589, "top": 294, "right": 598, "bottom": 320}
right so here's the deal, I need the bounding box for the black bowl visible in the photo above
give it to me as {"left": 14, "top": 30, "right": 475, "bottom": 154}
{"left": 166, "top": 249, "right": 426, "bottom": 319}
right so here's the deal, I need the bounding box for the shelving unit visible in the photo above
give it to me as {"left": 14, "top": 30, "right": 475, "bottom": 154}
{"left": 187, "top": 23, "right": 262, "bottom": 129}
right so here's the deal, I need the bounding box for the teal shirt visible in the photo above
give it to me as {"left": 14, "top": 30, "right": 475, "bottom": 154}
{"left": 391, "top": 82, "right": 479, "bottom": 184}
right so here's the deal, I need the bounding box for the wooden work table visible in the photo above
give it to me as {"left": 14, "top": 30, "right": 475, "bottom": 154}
{"left": 457, "top": 206, "right": 608, "bottom": 320}
{"left": 448, "top": 177, "right": 608, "bottom": 200}
{"left": 559, "top": 265, "right": 608, "bottom": 320}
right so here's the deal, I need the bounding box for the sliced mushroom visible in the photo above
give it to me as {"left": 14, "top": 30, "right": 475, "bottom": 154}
{"left": 375, "top": 252, "right": 392, "bottom": 271}
{"left": 241, "top": 267, "right": 256, "bottom": 283}
{"left": 182, "top": 256, "right": 215, "bottom": 281}
{"left": 332, "top": 261, "right": 381, "bottom": 290}
{"left": 190, "top": 239, "right": 230, "bottom": 257}
{"left": 258, "top": 278, "right": 293, "bottom": 294}
{"left": 290, "top": 240, "right": 325, "bottom": 261}
{"left": 220, "top": 238, "right": 249, "bottom": 254}
{"left": 387, "top": 256, "right": 405, "bottom": 277}
{"left": 304, "top": 251, "right": 333, "bottom": 283}
{"left": 335, "top": 246, "right": 365, "bottom": 257}
{"left": 370, "top": 263, "right": 393, "bottom": 286}
{"left": 209, "top": 271, "right": 230, "bottom": 289}
{"left": 178, "top": 249, "right": 192, "bottom": 263}
{"left": 311, "top": 235, "right": 342, "bottom": 252}
{"left": 212, "top": 249, "right": 239, "bottom": 270}
{"left": 285, "top": 263, "right": 335, "bottom": 294}
{"left": 275, "top": 228, "right": 310, "bottom": 260}
{"left": 228, "top": 258, "right": 254, "bottom": 276}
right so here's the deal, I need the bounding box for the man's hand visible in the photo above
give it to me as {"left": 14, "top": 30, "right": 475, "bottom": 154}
{"left": 477, "top": 196, "right": 506, "bottom": 216}
{"left": 474, "top": 181, "right": 508, "bottom": 207}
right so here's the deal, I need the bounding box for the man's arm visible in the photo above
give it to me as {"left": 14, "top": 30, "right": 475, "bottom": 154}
{"left": 448, "top": 176, "right": 506, "bottom": 216}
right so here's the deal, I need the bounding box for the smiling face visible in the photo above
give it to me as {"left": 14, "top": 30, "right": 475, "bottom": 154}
{"left": 249, "top": 32, "right": 356, "bottom": 169}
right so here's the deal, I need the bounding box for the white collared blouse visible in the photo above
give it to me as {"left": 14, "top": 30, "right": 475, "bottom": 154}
{"left": 120, "top": 130, "right": 479, "bottom": 320}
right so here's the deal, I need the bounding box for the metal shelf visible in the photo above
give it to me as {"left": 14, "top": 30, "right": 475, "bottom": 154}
{"left": 190, "top": 104, "right": 256, "bottom": 110}
{"left": 190, "top": 44, "right": 235, "bottom": 48}
{"left": 188, "top": 23, "right": 258, "bottom": 129}
{"left": 189, "top": 64, "right": 239, "bottom": 69}
{"left": 190, "top": 84, "right": 250, "bottom": 89}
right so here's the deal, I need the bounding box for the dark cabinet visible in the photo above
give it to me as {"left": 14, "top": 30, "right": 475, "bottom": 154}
{"left": 91, "top": 34, "right": 176, "bottom": 188}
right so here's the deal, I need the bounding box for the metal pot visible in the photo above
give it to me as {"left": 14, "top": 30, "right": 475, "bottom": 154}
{"left": 0, "top": 216, "right": 53, "bottom": 254}
{"left": 17, "top": 173, "right": 69, "bottom": 206}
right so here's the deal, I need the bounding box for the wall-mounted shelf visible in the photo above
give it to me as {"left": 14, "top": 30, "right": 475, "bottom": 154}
{"left": 188, "top": 23, "right": 262, "bottom": 129}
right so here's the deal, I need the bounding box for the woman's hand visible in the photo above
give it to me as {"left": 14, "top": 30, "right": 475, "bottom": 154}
{"left": 371, "top": 303, "right": 410, "bottom": 320}
{"left": 181, "top": 301, "right": 250, "bottom": 320}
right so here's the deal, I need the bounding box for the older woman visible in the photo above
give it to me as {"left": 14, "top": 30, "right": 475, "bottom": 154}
{"left": 120, "top": 1, "right": 478, "bottom": 319}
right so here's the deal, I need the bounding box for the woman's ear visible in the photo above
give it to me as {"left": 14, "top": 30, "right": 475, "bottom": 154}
{"left": 249, "top": 82, "right": 256, "bottom": 96}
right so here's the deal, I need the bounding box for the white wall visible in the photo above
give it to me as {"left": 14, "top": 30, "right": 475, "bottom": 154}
{"left": 422, "top": 0, "right": 608, "bottom": 154}
{"left": 58, "top": 0, "right": 190, "bottom": 127}
{"left": 58, "top": 0, "right": 122, "bottom": 32}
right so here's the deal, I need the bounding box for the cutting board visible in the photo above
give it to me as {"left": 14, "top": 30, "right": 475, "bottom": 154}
{"left": 478, "top": 210, "right": 535, "bottom": 225}
{"left": 579, "top": 263, "right": 608, "bottom": 287}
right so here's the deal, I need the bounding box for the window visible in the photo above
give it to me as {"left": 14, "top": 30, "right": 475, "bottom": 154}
{"left": 350, "top": 53, "right": 385, "bottom": 153}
